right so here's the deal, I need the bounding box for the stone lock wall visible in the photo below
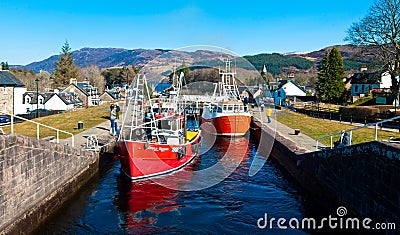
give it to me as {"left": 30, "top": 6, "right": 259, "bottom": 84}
{"left": 300, "top": 142, "right": 400, "bottom": 224}
{"left": 0, "top": 134, "right": 97, "bottom": 234}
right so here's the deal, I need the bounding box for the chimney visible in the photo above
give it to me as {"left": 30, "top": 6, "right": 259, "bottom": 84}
{"left": 288, "top": 73, "right": 295, "bottom": 80}
{"left": 361, "top": 65, "right": 367, "bottom": 72}
{"left": 70, "top": 78, "right": 77, "bottom": 85}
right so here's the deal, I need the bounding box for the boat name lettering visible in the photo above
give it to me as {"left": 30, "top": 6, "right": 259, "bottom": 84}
{"left": 148, "top": 146, "right": 170, "bottom": 152}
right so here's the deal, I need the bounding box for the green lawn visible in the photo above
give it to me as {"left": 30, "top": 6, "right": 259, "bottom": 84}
{"left": 3, "top": 104, "right": 111, "bottom": 139}
{"left": 276, "top": 110, "right": 400, "bottom": 146}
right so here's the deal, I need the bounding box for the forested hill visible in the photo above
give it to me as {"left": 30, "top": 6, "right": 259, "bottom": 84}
{"left": 243, "top": 53, "right": 315, "bottom": 75}
{"left": 13, "top": 44, "right": 381, "bottom": 76}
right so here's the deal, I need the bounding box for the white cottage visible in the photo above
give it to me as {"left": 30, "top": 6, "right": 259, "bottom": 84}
{"left": 45, "top": 92, "right": 82, "bottom": 111}
{"left": 272, "top": 80, "right": 307, "bottom": 106}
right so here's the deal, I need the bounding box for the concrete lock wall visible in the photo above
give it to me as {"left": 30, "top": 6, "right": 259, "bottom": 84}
{"left": 255, "top": 124, "right": 400, "bottom": 225}
{"left": 300, "top": 142, "right": 400, "bottom": 224}
{"left": 0, "top": 134, "right": 97, "bottom": 234}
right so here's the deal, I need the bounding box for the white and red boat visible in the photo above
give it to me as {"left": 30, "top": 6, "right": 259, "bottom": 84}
{"left": 117, "top": 73, "right": 201, "bottom": 180}
{"left": 201, "top": 60, "right": 252, "bottom": 136}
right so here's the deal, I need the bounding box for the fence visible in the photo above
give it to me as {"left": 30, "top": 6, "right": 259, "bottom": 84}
{"left": 315, "top": 115, "right": 400, "bottom": 150}
{"left": 295, "top": 105, "right": 400, "bottom": 130}
{"left": 0, "top": 111, "right": 74, "bottom": 147}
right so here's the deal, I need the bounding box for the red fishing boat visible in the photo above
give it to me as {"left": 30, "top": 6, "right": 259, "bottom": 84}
{"left": 201, "top": 60, "right": 252, "bottom": 136}
{"left": 116, "top": 73, "right": 201, "bottom": 180}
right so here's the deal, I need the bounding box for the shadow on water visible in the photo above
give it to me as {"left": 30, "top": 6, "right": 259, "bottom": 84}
{"left": 33, "top": 129, "right": 358, "bottom": 235}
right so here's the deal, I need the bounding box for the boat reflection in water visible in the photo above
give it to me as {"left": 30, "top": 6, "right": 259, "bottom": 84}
{"left": 115, "top": 133, "right": 250, "bottom": 233}
{"left": 115, "top": 158, "right": 198, "bottom": 234}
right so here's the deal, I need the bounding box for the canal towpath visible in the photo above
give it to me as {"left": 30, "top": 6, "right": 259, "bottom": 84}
{"left": 251, "top": 108, "right": 322, "bottom": 152}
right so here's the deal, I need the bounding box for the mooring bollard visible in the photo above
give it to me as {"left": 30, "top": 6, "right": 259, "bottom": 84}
{"left": 294, "top": 129, "right": 301, "bottom": 135}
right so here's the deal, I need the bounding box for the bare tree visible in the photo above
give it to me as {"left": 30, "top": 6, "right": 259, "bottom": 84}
{"left": 38, "top": 70, "right": 52, "bottom": 91}
{"left": 79, "top": 65, "right": 106, "bottom": 93}
{"left": 346, "top": 0, "right": 400, "bottom": 106}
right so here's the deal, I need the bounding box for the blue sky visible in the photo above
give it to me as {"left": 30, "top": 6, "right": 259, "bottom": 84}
{"left": 0, "top": 0, "right": 375, "bottom": 65}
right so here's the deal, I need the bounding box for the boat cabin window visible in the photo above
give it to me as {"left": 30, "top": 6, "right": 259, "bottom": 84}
{"left": 217, "top": 106, "right": 222, "bottom": 113}
{"left": 227, "top": 105, "right": 233, "bottom": 112}
{"left": 158, "top": 119, "right": 179, "bottom": 131}
{"left": 152, "top": 108, "right": 159, "bottom": 114}
{"left": 223, "top": 105, "right": 227, "bottom": 111}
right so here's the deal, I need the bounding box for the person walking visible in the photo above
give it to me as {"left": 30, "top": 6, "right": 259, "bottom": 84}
{"left": 266, "top": 106, "right": 272, "bottom": 123}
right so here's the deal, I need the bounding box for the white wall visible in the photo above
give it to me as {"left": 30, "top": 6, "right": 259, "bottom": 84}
{"left": 13, "top": 87, "right": 28, "bottom": 114}
{"left": 380, "top": 72, "right": 392, "bottom": 89}
{"left": 45, "top": 95, "right": 72, "bottom": 111}
{"left": 282, "top": 82, "right": 306, "bottom": 96}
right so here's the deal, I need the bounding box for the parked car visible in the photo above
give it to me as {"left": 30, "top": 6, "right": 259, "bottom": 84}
{"left": 28, "top": 109, "right": 50, "bottom": 114}
{"left": 0, "top": 115, "right": 10, "bottom": 123}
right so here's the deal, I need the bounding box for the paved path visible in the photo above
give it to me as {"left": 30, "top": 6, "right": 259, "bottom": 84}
{"left": 251, "top": 108, "right": 322, "bottom": 152}
{"left": 59, "top": 119, "right": 116, "bottom": 149}
{"left": 60, "top": 101, "right": 126, "bottom": 150}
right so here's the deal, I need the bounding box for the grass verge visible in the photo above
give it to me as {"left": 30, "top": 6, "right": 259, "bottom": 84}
{"left": 276, "top": 110, "right": 400, "bottom": 146}
{"left": 2, "top": 104, "right": 111, "bottom": 139}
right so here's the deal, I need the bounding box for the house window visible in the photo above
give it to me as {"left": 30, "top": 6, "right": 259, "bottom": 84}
{"left": 355, "top": 85, "right": 359, "bottom": 92}
{"left": 278, "top": 91, "right": 281, "bottom": 97}
{"left": 361, "top": 85, "right": 364, "bottom": 92}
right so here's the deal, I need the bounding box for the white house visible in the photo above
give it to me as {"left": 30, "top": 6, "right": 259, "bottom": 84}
{"left": 45, "top": 92, "right": 82, "bottom": 111}
{"left": 22, "top": 92, "right": 53, "bottom": 113}
{"left": 272, "top": 80, "right": 307, "bottom": 106}
{"left": 0, "top": 69, "right": 27, "bottom": 115}
{"left": 350, "top": 70, "right": 393, "bottom": 97}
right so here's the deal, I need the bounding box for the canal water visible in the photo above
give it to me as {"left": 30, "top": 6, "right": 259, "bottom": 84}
{"left": 35, "top": 131, "right": 325, "bottom": 235}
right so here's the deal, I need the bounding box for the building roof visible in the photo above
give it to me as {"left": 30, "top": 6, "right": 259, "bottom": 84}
{"left": 275, "top": 80, "right": 307, "bottom": 93}
{"left": 24, "top": 92, "right": 54, "bottom": 104}
{"left": 0, "top": 71, "right": 25, "bottom": 87}
{"left": 55, "top": 92, "right": 82, "bottom": 105}
{"left": 349, "top": 71, "right": 382, "bottom": 84}
{"left": 63, "top": 82, "right": 99, "bottom": 96}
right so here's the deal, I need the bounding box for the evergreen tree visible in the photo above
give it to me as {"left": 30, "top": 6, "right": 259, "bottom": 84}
{"left": 316, "top": 51, "right": 330, "bottom": 101}
{"left": 328, "top": 47, "right": 345, "bottom": 102}
{"left": 1, "top": 61, "right": 9, "bottom": 70}
{"left": 52, "top": 41, "right": 78, "bottom": 87}
{"left": 316, "top": 48, "right": 345, "bottom": 103}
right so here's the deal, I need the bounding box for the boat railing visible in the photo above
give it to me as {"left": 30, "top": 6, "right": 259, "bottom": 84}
{"left": 1, "top": 111, "right": 75, "bottom": 147}
{"left": 315, "top": 115, "right": 400, "bottom": 150}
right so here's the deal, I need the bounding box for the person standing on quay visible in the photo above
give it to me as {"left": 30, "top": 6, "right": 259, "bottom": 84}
{"left": 110, "top": 105, "right": 119, "bottom": 136}
{"left": 266, "top": 106, "right": 272, "bottom": 123}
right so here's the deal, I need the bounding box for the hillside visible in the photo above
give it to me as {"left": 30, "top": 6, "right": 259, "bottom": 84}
{"left": 12, "top": 45, "right": 382, "bottom": 83}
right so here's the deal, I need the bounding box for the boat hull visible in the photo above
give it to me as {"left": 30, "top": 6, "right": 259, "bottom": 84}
{"left": 117, "top": 132, "right": 201, "bottom": 180}
{"left": 201, "top": 115, "right": 251, "bottom": 136}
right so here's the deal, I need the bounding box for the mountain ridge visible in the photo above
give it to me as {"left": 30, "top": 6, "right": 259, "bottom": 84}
{"left": 12, "top": 44, "right": 376, "bottom": 75}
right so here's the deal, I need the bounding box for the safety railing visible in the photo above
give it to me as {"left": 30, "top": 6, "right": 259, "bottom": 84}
{"left": 315, "top": 115, "right": 400, "bottom": 150}
{"left": 1, "top": 112, "right": 74, "bottom": 147}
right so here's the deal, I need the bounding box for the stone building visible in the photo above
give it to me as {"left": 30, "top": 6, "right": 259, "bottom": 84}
{"left": 0, "top": 66, "right": 26, "bottom": 114}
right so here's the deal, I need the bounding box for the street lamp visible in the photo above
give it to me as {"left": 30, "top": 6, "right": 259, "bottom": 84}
{"left": 35, "top": 78, "right": 39, "bottom": 118}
